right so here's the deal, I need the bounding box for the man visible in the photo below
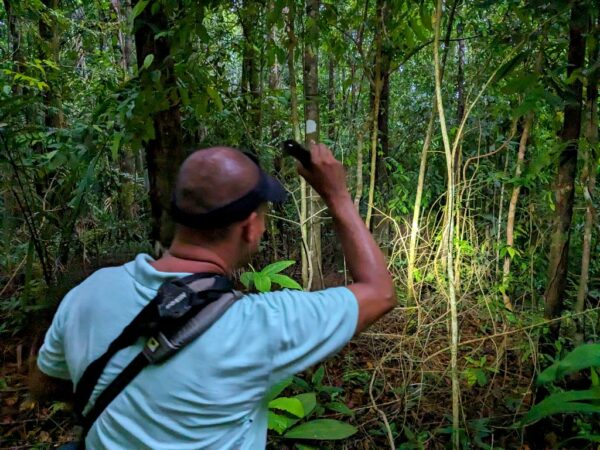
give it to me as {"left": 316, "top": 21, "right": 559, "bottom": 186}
{"left": 31, "top": 143, "right": 396, "bottom": 449}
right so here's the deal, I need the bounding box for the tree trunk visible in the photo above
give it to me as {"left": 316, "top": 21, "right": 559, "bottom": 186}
{"left": 454, "top": 19, "right": 465, "bottom": 183}
{"left": 3, "top": 0, "right": 23, "bottom": 96}
{"left": 303, "top": 0, "right": 323, "bottom": 290}
{"left": 544, "top": 1, "right": 587, "bottom": 320}
{"left": 501, "top": 113, "right": 533, "bottom": 311}
{"left": 134, "top": 1, "right": 185, "bottom": 247}
{"left": 364, "top": 0, "right": 385, "bottom": 230}
{"left": 406, "top": 0, "right": 459, "bottom": 302}
{"left": 39, "top": 0, "right": 64, "bottom": 129}
{"left": 239, "top": 1, "right": 262, "bottom": 152}
{"left": 327, "top": 56, "right": 336, "bottom": 142}
{"left": 111, "top": 0, "right": 134, "bottom": 75}
{"left": 575, "top": 18, "right": 599, "bottom": 341}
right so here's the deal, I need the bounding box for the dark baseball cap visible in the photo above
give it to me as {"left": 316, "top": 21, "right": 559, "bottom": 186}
{"left": 170, "top": 152, "right": 287, "bottom": 229}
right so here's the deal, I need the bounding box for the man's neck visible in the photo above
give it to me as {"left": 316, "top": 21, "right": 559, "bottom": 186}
{"left": 150, "top": 241, "right": 234, "bottom": 275}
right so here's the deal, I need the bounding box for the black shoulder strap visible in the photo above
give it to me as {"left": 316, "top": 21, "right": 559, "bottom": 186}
{"left": 74, "top": 273, "right": 219, "bottom": 415}
{"left": 74, "top": 273, "right": 240, "bottom": 445}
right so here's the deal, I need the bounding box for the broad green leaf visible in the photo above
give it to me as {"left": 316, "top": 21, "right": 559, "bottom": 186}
{"left": 268, "top": 411, "right": 299, "bottom": 435}
{"left": 253, "top": 272, "right": 271, "bottom": 292}
{"left": 269, "top": 397, "right": 305, "bottom": 418}
{"left": 266, "top": 377, "right": 293, "bottom": 402}
{"left": 283, "top": 419, "right": 357, "bottom": 440}
{"left": 326, "top": 401, "right": 355, "bottom": 416}
{"left": 142, "top": 54, "right": 154, "bottom": 70}
{"left": 261, "top": 260, "right": 296, "bottom": 275}
{"left": 270, "top": 274, "right": 302, "bottom": 290}
{"left": 131, "top": 0, "right": 150, "bottom": 20}
{"left": 522, "top": 389, "right": 600, "bottom": 424}
{"left": 538, "top": 344, "right": 600, "bottom": 385}
{"left": 295, "top": 393, "right": 317, "bottom": 417}
{"left": 239, "top": 272, "right": 254, "bottom": 289}
{"left": 206, "top": 86, "right": 223, "bottom": 111}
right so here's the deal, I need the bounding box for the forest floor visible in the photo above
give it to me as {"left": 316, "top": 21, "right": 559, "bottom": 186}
{"left": 0, "top": 305, "right": 540, "bottom": 450}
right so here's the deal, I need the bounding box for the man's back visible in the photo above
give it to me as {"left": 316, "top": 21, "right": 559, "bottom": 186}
{"left": 38, "top": 254, "right": 358, "bottom": 449}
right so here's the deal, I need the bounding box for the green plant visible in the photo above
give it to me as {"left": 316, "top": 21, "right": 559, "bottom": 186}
{"left": 240, "top": 260, "right": 302, "bottom": 292}
{"left": 266, "top": 367, "right": 357, "bottom": 445}
{"left": 521, "top": 344, "right": 600, "bottom": 444}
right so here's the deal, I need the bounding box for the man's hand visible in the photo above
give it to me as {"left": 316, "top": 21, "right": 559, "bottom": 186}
{"left": 295, "top": 142, "right": 396, "bottom": 334}
{"left": 296, "top": 143, "right": 350, "bottom": 206}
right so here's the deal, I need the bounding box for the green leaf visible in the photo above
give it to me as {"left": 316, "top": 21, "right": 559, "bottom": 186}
{"left": 268, "top": 411, "right": 299, "bottom": 435}
{"left": 326, "top": 401, "right": 355, "bottom": 417}
{"left": 522, "top": 389, "right": 600, "bottom": 424}
{"left": 261, "top": 260, "right": 296, "bottom": 275}
{"left": 283, "top": 419, "right": 358, "bottom": 440}
{"left": 270, "top": 274, "right": 302, "bottom": 290}
{"left": 206, "top": 86, "right": 223, "bottom": 111}
{"left": 312, "top": 366, "right": 325, "bottom": 386}
{"left": 295, "top": 393, "right": 317, "bottom": 417}
{"left": 141, "top": 54, "right": 154, "bottom": 70}
{"left": 266, "top": 377, "right": 294, "bottom": 401}
{"left": 131, "top": 0, "right": 150, "bottom": 20}
{"left": 239, "top": 272, "right": 254, "bottom": 289}
{"left": 253, "top": 272, "right": 271, "bottom": 292}
{"left": 538, "top": 344, "right": 600, "bottom": 385}
{"left": 269, "top": 397, "right": 305, "bottom": 418}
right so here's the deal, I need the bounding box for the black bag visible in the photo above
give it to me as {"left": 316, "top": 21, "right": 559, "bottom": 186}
{"left": 73, "top": 273, "right": 241, "bottom": 448}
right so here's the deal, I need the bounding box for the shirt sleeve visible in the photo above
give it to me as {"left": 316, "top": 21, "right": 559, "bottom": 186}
{"left": 37, "top": 295, "right": 72, "bottom": 380}
{"left": 265, "top": 286, "right": 359, "bottom": 384}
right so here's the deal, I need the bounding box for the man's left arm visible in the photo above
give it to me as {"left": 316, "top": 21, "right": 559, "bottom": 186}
{"left": 29, "top": 296, "right": 74, "bottom": 403}
{"left": 29, "top": 360, "right": 73, "bottom": 403}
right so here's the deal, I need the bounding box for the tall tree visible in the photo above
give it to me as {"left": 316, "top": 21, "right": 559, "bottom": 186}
{"left": 239, "top": 0, "right": 262, "bottom": 151}
{"left": 39, "top": 0, "right": 64, "bottom": 129}
{"left": 304, "top": 0, "right": 323, "bottom": 289}
{"left": 544, "top": 1, "right": 588, "bottom": 320}
{"left": 134, "top": 1, "right": 185, "bottom": 246}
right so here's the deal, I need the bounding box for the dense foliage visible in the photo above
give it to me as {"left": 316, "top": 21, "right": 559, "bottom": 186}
{"left": 1, "top": 0, "right": 599, "bottom": 448}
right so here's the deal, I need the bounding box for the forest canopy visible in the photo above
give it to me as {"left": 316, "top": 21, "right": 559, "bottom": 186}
{"left": 1, "top": 0, "right": 599, "bottom": 448}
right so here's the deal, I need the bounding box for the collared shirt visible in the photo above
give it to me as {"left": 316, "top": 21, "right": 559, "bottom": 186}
{"left": 38, "top": 254, "right": 358, "bottom": 449}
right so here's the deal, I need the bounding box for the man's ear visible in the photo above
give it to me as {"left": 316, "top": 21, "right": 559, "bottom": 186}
{"left": 240, "top": 211, "right": 259, "bottom": 244}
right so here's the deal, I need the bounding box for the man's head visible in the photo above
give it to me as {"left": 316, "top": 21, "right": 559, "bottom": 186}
{"left": 171, "top": 147, "right": 286, "bottom": 265}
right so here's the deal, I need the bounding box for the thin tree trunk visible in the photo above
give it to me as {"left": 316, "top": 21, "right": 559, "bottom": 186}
{"left": 544, "top": 1, "right": 588, "bottom": 321}
{"left": 501, "top": 113, "right": 533, "bottom": 311}
{"left": 239, "top": 1, "right": 262, "bottom": 152}
{"left": 364, "top": 0, "right": 385, "bottom": 229}
{"left": 304, "top": 0, "right": 323, "bottom": 290}
{"left": 433, "top": 0, "right": 459, "bottom": 447}
{"left": 575, "top": 19, "right": 599, "bottom": 342}
{"left": 111, "top": 0, "right": 134, "bottom": 75}
{"left": 39, "top": 0, "right": 64, "bottom": 129}
{"left": 284, "top": 0, "right": 310, "bottom": 288}
{"left": 454, "top": 19, "right": 465, "bottom": 184}
{"left": 134, "top": 0, "right": 185, "bottom": 247}
{"left": 406, "top": 0, "right": 459, "bottom": 302}
{"left": 327, "top": 56, "right": 336, "bottom": 142}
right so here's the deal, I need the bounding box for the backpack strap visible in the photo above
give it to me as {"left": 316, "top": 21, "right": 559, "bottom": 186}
{"left": 74, "top": 273, "right": 241, "bottom": 445}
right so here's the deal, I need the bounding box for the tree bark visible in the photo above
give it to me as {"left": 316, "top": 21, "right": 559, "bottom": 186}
{"left": 303, "top": 0, "right": 323, "bottom": 290}
{"left": 544, "top": 1, "right": 588, "bottom": 320}
{"left": 134, "top": 1, "right": 185, "bottom": 247}
{"left": 112, "top": 0, "right": 134, "bottom": 75}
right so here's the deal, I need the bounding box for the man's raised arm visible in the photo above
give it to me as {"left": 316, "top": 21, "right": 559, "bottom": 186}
{"left": 297, "top": 143, "right": 396, "bottom": 334}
